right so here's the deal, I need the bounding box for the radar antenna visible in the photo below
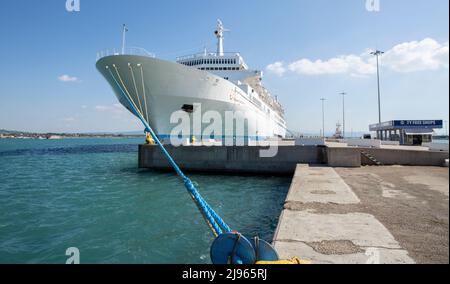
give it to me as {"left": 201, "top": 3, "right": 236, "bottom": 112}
{"left": 214, "top": 19, "right": 229, "bottom": 56}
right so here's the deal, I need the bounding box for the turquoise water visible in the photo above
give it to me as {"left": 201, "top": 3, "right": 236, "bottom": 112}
{"left": 0, "top": 138, "right": 290, "bottom": 264}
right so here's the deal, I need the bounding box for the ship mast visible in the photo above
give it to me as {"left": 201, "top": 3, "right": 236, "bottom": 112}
{"left": 122, "top": 24, "right": 128, "bottom": 55}
{"left": 214, "top": 19, "right": 229, "bottom": 56}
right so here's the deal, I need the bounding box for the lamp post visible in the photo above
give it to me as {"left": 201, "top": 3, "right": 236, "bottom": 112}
{"left": 371, "top": 50, "right": 384, "bottom": 124}
{"left": 321, "top": 98, "right": 326, "bottom": 138}
{"left": 340, "top": 92, "right": 347, "bottom": 139}
{"left": 445, "top": 120, "right": 449, "bottom": 137}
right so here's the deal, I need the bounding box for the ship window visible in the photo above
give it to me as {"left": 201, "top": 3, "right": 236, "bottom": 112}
{"left": 215, "top": 67, "right": 218, "bottom": 70}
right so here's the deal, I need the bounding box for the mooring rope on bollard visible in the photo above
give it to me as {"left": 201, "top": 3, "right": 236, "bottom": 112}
{"left": 100, "top": 61, "right": 308, "bottom": 264}
{"left": 106, "top": 64, "right": 231, "bottom": 237}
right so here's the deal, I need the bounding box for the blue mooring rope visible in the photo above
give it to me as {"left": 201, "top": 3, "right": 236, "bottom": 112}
{"left": 106, "top": 66, "right": 232, "bottom": 237}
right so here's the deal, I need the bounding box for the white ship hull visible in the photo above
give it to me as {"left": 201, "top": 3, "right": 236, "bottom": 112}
{"left": 96, "top": 55, "right": 286, "bottom": 140}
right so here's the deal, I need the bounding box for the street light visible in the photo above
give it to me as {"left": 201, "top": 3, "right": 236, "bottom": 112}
{"left": 339, "top": 92, "right": 347, "bottom": 139}
{"left": 371, "top": 50, "right": 384, "bottom": 124}
{"left": 320, "top": 98, "right": 326, "bottom": 138}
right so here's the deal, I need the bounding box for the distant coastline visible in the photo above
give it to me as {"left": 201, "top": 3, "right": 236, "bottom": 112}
{"left": 0, "top": 129, "right": 145, "bottom": 140}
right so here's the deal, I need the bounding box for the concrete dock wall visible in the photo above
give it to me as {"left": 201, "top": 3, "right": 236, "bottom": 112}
{"left": 139, "top": 144, "right": 449, "bottom": 173}
{"left": 326, "top": 147, "right": 361, "bottom": 167}
{"left": 139, "top": 145, "right": 327, "bottom": 175}
{"left": 360, "top": 148, "right": 449, "bottom": 166}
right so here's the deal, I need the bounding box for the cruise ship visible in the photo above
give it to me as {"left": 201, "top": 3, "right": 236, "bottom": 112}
{"left": 96, "top": 20, "right": 287, "bottom": 141}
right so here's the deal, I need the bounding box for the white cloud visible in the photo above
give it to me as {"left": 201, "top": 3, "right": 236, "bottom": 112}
{"left": 266, "top": 62, "right": 286, "bottom": 76}
{"left": 58, "top": 74, "right": 79, "bottom": 82}
{"left": 288, "top": 55, "right": 376, "bottom": 76}
{"left": 267, "top": 38, "right": 449, "bottom": 77}
{"left": 95, "top": 104, "right": 127, "bottom": 115}
{"left": 63, "top": 117, "right": 76, "bottom": 122}
{"left": 382, "top": 38, "right": 449, "bottom": 72}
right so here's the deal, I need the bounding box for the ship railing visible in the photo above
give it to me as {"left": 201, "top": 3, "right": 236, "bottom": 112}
{"left": 96, "top": 47, "right": 156, "bottom": 61}
{"left": 176, "top": 52, "right": 242, "bottom": 62}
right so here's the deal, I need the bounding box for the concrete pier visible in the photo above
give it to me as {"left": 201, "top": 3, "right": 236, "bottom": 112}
{"left": 138, "top": 143, "right": 449, "bottom": 263}
{"left": 273, "top": 165, "right": 449, "bottom": 264}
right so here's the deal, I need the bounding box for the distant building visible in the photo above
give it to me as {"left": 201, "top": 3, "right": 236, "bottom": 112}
{"left": 47, "top": 135, "right": 63, "bottom": 140}
{"left": 369, "top": 120, "right": 443, "bottom": 146}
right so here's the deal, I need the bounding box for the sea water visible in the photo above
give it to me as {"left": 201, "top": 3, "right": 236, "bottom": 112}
{"left": 0, "top": 138, "right": 290, "bottom": 264}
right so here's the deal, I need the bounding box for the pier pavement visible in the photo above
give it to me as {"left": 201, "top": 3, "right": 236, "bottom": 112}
{"left": 273, "top": 165, "right": 449, "bottom": 264}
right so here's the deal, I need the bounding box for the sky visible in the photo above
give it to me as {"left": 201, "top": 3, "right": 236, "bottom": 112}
{"left": 0, "top": 0, "right": 448, "bottom": 135}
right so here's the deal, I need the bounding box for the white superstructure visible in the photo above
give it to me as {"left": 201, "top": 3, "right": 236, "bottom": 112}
{"left": 96, "top": 20, "right": 287, "bottom": 141}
